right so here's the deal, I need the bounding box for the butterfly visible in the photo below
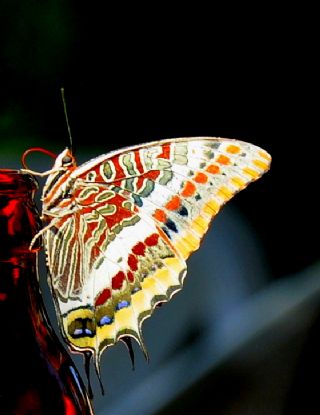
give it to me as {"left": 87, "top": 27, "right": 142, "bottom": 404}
{"left": 23, "top": 137, "right": 271, "bottom": 389}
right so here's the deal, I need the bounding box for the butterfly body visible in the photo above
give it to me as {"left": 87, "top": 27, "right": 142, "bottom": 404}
{"left": 38, "top": 137, "right": 271, "bottom": 368}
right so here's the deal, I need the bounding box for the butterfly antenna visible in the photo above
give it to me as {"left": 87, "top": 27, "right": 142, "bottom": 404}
{"left": 60, "top": 87, "right": 73, "bottom": 153}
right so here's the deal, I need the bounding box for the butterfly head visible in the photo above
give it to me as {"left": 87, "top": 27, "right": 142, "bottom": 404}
{"left": 53, "top": 147, "right": 77, "bottom": 170}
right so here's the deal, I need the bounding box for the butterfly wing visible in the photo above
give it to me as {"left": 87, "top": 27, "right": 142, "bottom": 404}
{"left": 43, "top": 137, "right": 271, "bottom": 364}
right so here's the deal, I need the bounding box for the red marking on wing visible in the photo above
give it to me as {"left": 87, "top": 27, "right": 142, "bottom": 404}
{"left": 127, "top": 271, "right": 135, "bottom": 282}
{"left": 75, "top": 190, "right": 97, "bottom": 206}
{"left": 82, "top": 194, "right": 134, "bottom": 229}
{"left": 111, "top": 155, "right": 125, "bottom": 180}
{"left": 145, "top": 233, "right": 159, "bottom": 246}
{"left": 112, "top": 271, "right": 126, "bottom": 290}
{"left": 134, "top": 150, "right": 145, "bottom": 174}
{"left": 136, "top": 176, "right": 145, "bottom": 190}
{"left": 145, "top": 170, "right": 161, "bottom": 180}
{"left": 156, "top": 143, "right": 171, "bottom": 159}
{"left": 82, "top": 212, "right": 108, "bottom": 267}
{"left": 0, "top": 293, "right": 7, "bottom": 301}
{"left": 90, "top": 228, "right": 108, "bottom": 268}
{"left": 95, "top": 288, "right": 111, "bottom": 306}
{"left": 108, "top": 209, "right": 134, "bottom": 228}
{"left": 83, "top": 221, "right": 97, "bottom": 243}
{"left": 128, "top": 254, "right": 138, "bottom": 271}
{"left": 132, "top": 242, "right": 146, "bottom": 256}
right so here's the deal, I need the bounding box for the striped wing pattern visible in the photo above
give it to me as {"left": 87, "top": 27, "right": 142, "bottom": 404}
{"left": 42, "top": 137, "right": 271, "bottom": 366}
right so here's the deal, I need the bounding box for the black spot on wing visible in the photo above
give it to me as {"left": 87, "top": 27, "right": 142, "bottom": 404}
{"left": 165, "top": 218, "right": 178, "bottom": 233}
{"left": 178, "top": 206, "right": 188, "bottom": 216}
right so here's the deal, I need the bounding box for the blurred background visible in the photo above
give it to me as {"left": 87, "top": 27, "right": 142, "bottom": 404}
{"left": 0, "top": 2, "right": 319, "bottom": 414}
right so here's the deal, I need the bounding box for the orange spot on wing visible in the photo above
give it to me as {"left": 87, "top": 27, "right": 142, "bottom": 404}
{"left": 217, "top": 155, "right": 230, "bottom": 165}
{"left": 59, "top": 200, "right": 72, "bottom": 208}
{"left": 226, "top": 144, "right": 240, "bottom": 154}
{"left": 206, "top": 164, "right": 220, "bottom": 174}
{"left": 194, "top": 172, "right": 208, "bottom": 184}
{"left": 153, "top": 209, "right": 167, "bottom": 222}
{"left": 181, "top": 181, "right": 196, "bottom": 197}
{"left": 165, "top": 195, "right": 181, "bottom": 210}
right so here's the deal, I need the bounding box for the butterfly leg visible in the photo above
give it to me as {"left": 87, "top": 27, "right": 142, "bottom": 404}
{"left": 20, "top": 167, "right": 65, "bottom": 177}
{"left": 29, "top": 209, "right": 78, "bottom": 250}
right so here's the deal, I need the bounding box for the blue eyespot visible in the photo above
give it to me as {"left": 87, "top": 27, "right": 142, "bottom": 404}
{"left": 73, "top": 328, "right": 94, "bottom": 337}
{"left": 70, "top": 317, "right": 96, "bottom": 338}
{"left": 99, "top": 315, "right": 113, "bottom": 326}
{"left": 116, "top": 300, "right": 130, "bottom": 310}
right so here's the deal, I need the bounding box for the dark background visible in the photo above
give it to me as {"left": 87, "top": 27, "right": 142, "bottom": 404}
{"left": 0, "top": 2, "right": 319, "bottom": 414}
